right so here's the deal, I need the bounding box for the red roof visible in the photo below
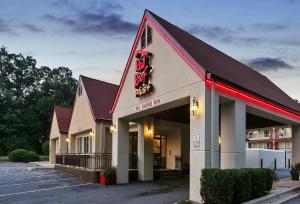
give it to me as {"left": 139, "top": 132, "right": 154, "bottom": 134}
{"left": 54, "top": 106, "right": 72, "bottom": 133}
{"left": 146, "top": 10, "right": 300, "bottom": 114}
{"left": 80, "top": 75, "right": 118, "bottom": 121}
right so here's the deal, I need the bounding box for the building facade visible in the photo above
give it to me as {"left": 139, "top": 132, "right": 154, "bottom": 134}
{"left": 247, "top": 125, "right": 292, "bottom": 151}
{"left": 110, "top": 10, "right": 300, "bottom": 203}
{"left": 49, "top": 75, "right": 118, "bottom": 170}
{"left": 48, "top": 10, "right": 300, "bottom": 203}
{"left": 49, "top": 106, "right": 72, "bottom": 164}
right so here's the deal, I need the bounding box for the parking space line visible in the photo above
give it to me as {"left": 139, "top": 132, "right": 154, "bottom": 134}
{"left": 0, "top": 173, "right": 69, "bottom": 182}
{"left": 0, "top": 178, "right": 77, "bottom": 188}
{"left": 0, "top": 171, "right": 54, "bottom": 177}
{"left": 0, "top": 183, "right": 93, "bottom": 197}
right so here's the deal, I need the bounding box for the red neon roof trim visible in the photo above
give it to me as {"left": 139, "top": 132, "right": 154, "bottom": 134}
{"left": 206, "top": 79, "right": 300, "bottom": 121}
{"left": 111, "top": 16, "right": 147, "bottom": 113}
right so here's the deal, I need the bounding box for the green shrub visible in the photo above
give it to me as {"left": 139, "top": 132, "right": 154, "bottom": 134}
{"left": 8, "top": 149, "right": 40, "bottom": 162}
{"left": 201, "top": 169, "right": 234, "bottom": 204}
{"left": 290, "top": 165, "right": 299, "bottom": 180}
{"left": 103, "top": 167, "right": 116, "bottom": 180}
{"left": 230, "top": 169, "right": 252, "bottom": 203}
{"left": 201, "top": 168, "right": 275, "bottom": 204}
{"left": 261, "top": 168, "right": 276, "bottom": 191}
{"left": 42, "top": 141, "right": 49, "bottom": 155}
{"left": 176, "top": 200, "right": 193, "bottom": 204}
{"left": 245, "top": 168, "right": 266, "bottom": 198}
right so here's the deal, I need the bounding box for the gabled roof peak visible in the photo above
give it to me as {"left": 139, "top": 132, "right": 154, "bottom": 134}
{"left": 79, "top": 75, "right": 118, "bottom": 121}
{"left": 54, "top": 106, "right": 72, "bottom": 133}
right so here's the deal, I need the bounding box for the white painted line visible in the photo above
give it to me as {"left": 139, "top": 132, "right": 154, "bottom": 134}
{"left": 0, "top": 183, "right": 93, "bottom": 197}
{"left": 0, "top": 171, "right": 53, "bottom": 177}
{"left": 0, "top": 173, "right": 68, "bottom": 182}
{"left": 0, "top": 178, "right": 77, "bottom": 188}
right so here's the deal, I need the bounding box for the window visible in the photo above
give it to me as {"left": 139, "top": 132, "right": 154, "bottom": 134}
{"left": 141, "top": 25, "right": 153, "bottom": 49}
{"left": 286, "top": 141, "right": 292, "bottom": 149}
{"left": 76, "top": 136, "right": 92, "bottom": 153}
{"left": 263, "top": 129, "right": 270, "bottom": 138}
{"left": 141, "top": 28, "right": 146, "bottom": 49}
{"left": 147, "top": 25, "right": 152, "bottom": 45}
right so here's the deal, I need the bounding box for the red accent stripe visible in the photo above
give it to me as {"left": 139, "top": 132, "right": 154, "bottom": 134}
{"left": 111, "top": 16, "right": 147, "bottom": 113}
{"left": 206, "top": 79, "right": 300, "bottom": 121}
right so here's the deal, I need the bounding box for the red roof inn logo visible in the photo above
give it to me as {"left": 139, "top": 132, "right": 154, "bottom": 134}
{"left": 134, "top": 50, "right": 153, "bottom": 97}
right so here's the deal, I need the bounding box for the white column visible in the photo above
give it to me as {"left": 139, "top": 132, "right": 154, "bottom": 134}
{"left": 59, "top": 134, "right": 68, "bottom": 154}
{"left": 220, "top": 100, "right": 246, "bottom": 169}
{"left": 138, "top": 117, "right": 154, "bottom": 181}
{"left": 112, "top": 119, "right": 129, "bottom": 184}
{"left": 210, "top": 87, "right": 220, "bottom": 168}
{"left": 49, "top": 139, "right": 56, "bottom": 164}
{"left": 70, "top": 135, "right": 76, "bottom": 153}
{"left": 292, "top": 126, "right": 300, "bottom": 165}
{"left": 190, "top": 88, "right": 211, "bottom": 202}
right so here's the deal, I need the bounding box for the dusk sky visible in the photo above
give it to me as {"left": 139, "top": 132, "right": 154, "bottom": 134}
{"left": 1, "top": 0, "right": 300, "bottom": 100}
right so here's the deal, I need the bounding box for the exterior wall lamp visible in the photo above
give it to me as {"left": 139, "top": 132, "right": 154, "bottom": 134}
{"left": 89, "top": 129, "right": 95, "bottom": 138}
{"left": 148, "top": 126, "right": 152, "bottom": 137}
{"left": 65, "top": 137, "right": 70, "bottom": 143}
{"left": 191, "top": 97, "right": 199, "bottom": 117}
{"left": 110, "top": 125, "right": 116, "bottom": 134}
{"left": 218, "top": 136, "right": 222, "bottom": 145}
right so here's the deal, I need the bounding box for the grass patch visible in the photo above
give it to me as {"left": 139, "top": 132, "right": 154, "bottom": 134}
{"left": 0, "top": 156, "right": 9, "bottom": 162}
{"left": 39, "top": 155, "right": 49, "bottom": 161}
{"left": 0, "top": 155, "right": 48, "bottom": 162}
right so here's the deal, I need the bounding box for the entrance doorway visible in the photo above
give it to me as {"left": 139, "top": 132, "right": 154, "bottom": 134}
{"left": 153, "top": 135, "right": 167, "bottom": 169}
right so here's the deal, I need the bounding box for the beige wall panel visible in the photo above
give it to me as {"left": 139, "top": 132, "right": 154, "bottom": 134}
{"left": 49, "top": 113, "right": 60, "bottom": 139}
{"left": 69, "top": 78, "right": 95, "bottom": 136}
{"left": 113, "top": 21, "right": 201, "bottom": 117}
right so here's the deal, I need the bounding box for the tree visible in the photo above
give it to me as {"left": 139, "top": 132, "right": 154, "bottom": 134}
{"left": 0, "top": 46, "right": 77, "bottom": 155}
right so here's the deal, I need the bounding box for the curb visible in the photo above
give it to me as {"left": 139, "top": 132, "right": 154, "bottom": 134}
{"left": 27, "top": 162, "right": 54, "bottom": 172}
{"left": 243, "top": 186, "right": 300, "bottom": 204}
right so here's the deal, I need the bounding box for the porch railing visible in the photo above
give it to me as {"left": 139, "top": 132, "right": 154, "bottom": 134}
{"left": 56, "top": 153, "right": 112, "bottom": 170}
{"left": 56, "top": 153, "right": 139, "bottom": 170}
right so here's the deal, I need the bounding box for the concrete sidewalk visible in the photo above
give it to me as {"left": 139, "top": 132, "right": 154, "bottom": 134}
{"left": 28, "top": 161, "right": 54, "bottom": 170}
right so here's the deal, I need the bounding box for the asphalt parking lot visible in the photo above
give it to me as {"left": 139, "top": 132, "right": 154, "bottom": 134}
{"left": 0, "top": 162, "right": 188, "bottom": 204}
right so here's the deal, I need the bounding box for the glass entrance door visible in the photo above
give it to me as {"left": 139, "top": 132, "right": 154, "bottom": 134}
{"left": 153, "top": 135, "right": 167, "bottom": 169}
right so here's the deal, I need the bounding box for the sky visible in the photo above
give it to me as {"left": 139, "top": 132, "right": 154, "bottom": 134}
{"left": 1, "top": 0, "right": 300, "bottom": 100}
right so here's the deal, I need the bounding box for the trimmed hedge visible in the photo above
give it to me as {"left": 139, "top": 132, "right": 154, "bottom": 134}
{"left": 201, "top": 168, "right": 276, "bottom": 204}
{"left": 8, "top": 149, "right": 40, "bottom": 162}
{"left": 42, "top": 141, "right": 49, "bottom": 155}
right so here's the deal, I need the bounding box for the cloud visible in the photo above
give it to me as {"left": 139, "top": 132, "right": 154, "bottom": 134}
{"left": 187, "top": 25, "right": 232, "bottom": 39}
{"left": 252, "top": 23, "right": 287, "bottom": 31}
{"left": 21, "top": 24, "right": 44, "bottom": 33}
{"left": 43, "top": 2, "right": 137, "bottom": 36}
{"left": 247, "top": 57, "right": 294, "bottom": 71}
{"left": 187, "top": 24, "right": 263, "bottom": 45}
{"left": 221, "top": 36, "right": 261, "bottom": 45}
{"left": 43, "top": 14, "right": 76, "bottom": 26}
{"left": 0, "top": 19, "right": 16, "bottom": 35}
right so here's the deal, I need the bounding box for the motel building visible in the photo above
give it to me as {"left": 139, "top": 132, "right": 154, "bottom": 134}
{"left": 49, "top": 10, "right": 300, "bottom": 203}
{"left": 50, "top": 75, "right": 118, "bottom": 180}
{"left": 110, "top": 10, "right": 300, "bottom": 202}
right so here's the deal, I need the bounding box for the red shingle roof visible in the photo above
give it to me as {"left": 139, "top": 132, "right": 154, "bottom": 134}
{"left": 80, "top": 75, "right": 118, "bottom": 121}
{"left": 147, "top": 10, "right": 300, "bottom": 114}
{"left": 54, "top": 106, "right": 72, "bottom": 133}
